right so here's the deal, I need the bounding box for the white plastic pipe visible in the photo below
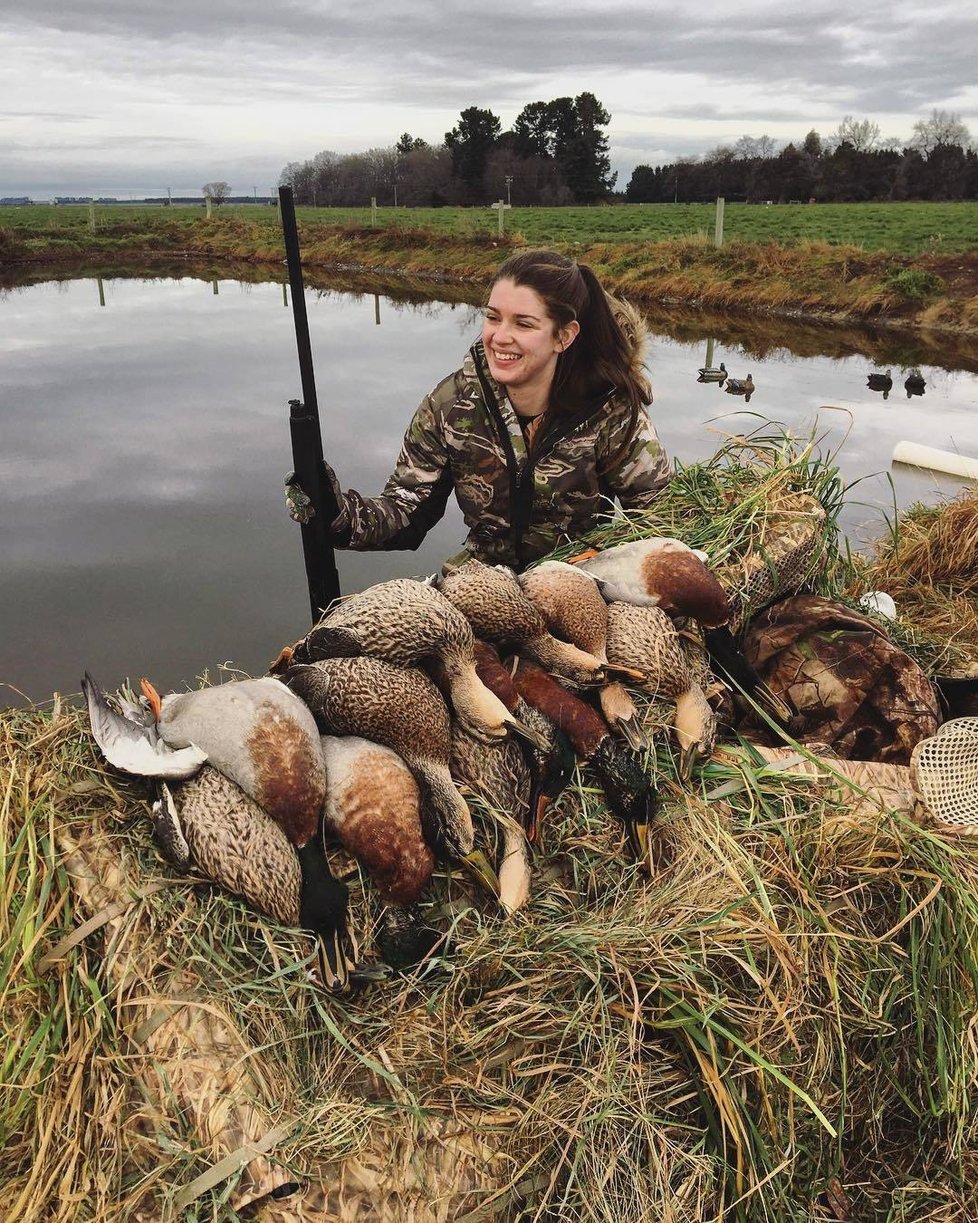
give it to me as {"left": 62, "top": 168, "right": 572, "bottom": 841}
{"left": 892, "top": 441, "right": 978, "bottom": 481}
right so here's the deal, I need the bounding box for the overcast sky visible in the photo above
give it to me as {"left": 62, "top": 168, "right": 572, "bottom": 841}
{"left": 3, "top": 0, "right": 976, "bottom": 200}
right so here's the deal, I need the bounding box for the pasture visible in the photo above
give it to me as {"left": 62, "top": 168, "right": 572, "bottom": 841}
{"left": 3, "top": 200, "right": 978, "bottom": 256}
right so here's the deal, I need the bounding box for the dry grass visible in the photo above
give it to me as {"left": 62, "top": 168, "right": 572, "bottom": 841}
{"left": 4, "top": 436, "right": 978, "bottom": 1221}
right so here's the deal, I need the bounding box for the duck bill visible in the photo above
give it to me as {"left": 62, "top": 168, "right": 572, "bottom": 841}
{"left": 678, "top": 740, "right": 703, "bottom": 783}
{"left": 315, "top": 928, "right": 349, "bottom": 993}
{"left": 604, "top": 663, "right": 648, "bottom": 684}
{"left": 565, "top": 547, "right": 601, "bottom": 565}
{"left": 140, "top": 677, "right": 162, "bottom": 720}
{"left": 626, "top": 819, "right": 651, "bottom": 863}
{"left": 504, "top": 714, "right": 551, "bottom": 753}
{"left": 524, "top": 789, "right": 550, "bottom": 845}
{"left": 459, "top": 849, "right": 500, "bottom": 899}
{"left": 616, "top": 714, "right": 651, "bottom": 753}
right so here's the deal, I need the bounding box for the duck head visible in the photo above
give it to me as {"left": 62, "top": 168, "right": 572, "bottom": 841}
{"left": 589, "top": 737, "right": 658, "bottom": 864}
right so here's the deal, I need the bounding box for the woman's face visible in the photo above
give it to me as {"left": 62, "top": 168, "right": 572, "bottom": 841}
{"left": 482, "top": 279, "right": 579, "bottom": 407}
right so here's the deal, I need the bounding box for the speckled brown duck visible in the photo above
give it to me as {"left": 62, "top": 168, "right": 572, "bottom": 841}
{"left": 281, "top": 656, "right": 499, "bottom": 897}
{"left": 82, "top": 674, "right": 356, "bottom": 991}
{"left": 321, "top": 735, "right": 442, "bottom": 969}
{"left": 603, "top": 601, "right": 717, "bottom": 780}
{"left": 435, "top": 560, "right": 606, "bottom": 688}
{"left": 275, "top": 577, "right": 542, "bottom": 747}
{"left": 570, "top": 539, "right": 792, "bottom": 724}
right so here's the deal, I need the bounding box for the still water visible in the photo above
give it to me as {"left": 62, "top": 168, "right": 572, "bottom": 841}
{"left": 2, "top": 273, "right": 976, "bottom": 706}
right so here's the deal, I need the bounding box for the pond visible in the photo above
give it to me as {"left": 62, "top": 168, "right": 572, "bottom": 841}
{"left": 2, "top": 271, "right": 976, "bottom": 707}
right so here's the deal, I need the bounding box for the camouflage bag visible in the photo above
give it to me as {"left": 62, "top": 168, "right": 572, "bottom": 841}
{"left": 741, "top": 595, "right": 941, "bottom": 764}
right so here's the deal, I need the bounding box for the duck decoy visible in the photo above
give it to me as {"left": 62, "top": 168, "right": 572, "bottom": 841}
{"left": 904, "top": 368, "right": 926, "bottom": 397}
{"left": 603, "top": 602, "right": 717, "bottom": 780}
{"left": 273, "top": 578, "right": 542, "bottom": 749}
{"left": 320, "top": 735, "right": 442, "bottom": 969}
{"left": 867, "top": 369, "right": 893, "bottom": 398}
{"left": 509, "top": 659, "right": 659, "bottom": 864}
{"left": 280, "top": 656, "right": 499, "bottom": 898}
{"left": 138, "top": 675, "right": 326, "bottom": 849}
{"left": 724, "top": 373, "right": 754, "bottom": 397}
{"left": 697, "top": 361, "right": 727, "bottom": 382}
{"left": 436, "top": 560, "right": 606, "bottom": 688}
{"left": 82, "top": 674, "right": 357, "bottom": 991}
{"left": 568, "top": 539, "right": 793, "bottom": 726}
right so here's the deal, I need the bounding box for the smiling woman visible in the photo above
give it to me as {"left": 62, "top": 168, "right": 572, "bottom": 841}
{"left": 311, "top": 248, "right": 672, "bottom": 571}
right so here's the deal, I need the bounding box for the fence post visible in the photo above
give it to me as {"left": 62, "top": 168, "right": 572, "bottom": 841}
{"left": 370, "top": 196, "right": 377, "bottom": 226}
{"left": 205, "top": 196, "right": 213, "bottom": 219}
{"left": 88, "top": 201, "right": 96, "bottom": 232}
{"left": 714, "top": 196, "right": 725, "bottom": 247}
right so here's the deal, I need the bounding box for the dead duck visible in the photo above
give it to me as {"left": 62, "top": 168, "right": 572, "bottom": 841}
{"left": 697, "top": 361, "right": 727, "bottom": 382}
{"left": 436, "top": 559, "right": 606, "bottom": 688}
{"left": 724, "top": 373, "right": 754, "bottom": 397}
{"left": 568, "top": 538, "right": 792, "bottom": 726}
{"left": 604, "top": 602, "right": 718, "bottom": 780}
{"left": 280, "top": 656, "right": 499, "bottom": 898}
{"left": 82, "top": 674, "right": 357, "bottom": 991}
{"left": 320, "top": 735, "right": 442, "bottom": 969}
{"left": 510, "top": 659, "right": 659, "bottom": 864}
{"left": 138, "top": 675, "right": 325, "bottom": 848}
{"left": 274, "top": 578, "right": 542, "bottom": 748}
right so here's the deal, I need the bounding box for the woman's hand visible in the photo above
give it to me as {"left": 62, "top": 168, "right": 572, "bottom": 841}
{"left": 284, "top": 464, "right": 350, "bottom": 536}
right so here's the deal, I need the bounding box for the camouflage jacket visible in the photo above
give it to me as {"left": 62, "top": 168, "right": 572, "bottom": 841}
{"left": 334, "top": 338, "right": 671, "bottom": 570}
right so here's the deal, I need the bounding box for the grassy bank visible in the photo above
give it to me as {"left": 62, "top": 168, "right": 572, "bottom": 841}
{"left": 3, "top": 204, "right": 978, "bottom": 337}
{"left": 4, "top": 437, "right": 978, "bottom": 1220}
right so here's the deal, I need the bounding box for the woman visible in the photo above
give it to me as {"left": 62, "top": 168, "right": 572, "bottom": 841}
{"left": 308, "top": 249, "right": 671, "bottom": 572}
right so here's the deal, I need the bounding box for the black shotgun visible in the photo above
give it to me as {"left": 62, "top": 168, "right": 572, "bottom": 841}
{"left": 279, "top": 185, "right": 342, "bottom": 621}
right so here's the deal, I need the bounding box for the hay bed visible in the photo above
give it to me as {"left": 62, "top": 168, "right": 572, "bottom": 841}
{"left": 4, "top": 434, "right": 978, "bottom": 1222}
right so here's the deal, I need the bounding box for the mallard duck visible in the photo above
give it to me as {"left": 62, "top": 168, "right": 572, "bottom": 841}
{"left": 510, "top": 659, "right": 659, "bottom": 863}
{"left": 724, "top": 373, "right": 754, "bottom": 396}
{"left": 138, "top": 675, "right": 325, "bottom": 849}
{"left": 82, "top": 675, "right": 356, "bottom": 991}
{"left": 697, "top": 361, "right": 727, "bottom": 382}
{"left": 904, "top": 368, "right": 926, "bottom": 396}
{"left": 436, "top": 560, "right": 606, "bottom": 688}
{"left": 603, "top": 602, "right": 717, "bottom": 779}
{"left": 280, "top": 657, "right": 498, "bottom": 897}
{"left": 568, "top": 539, "right": 792, "bottom": 726}
{"left": 273, "top": 578, "right": 542, "bottom": 749}
{"left": 518, "top": 561, "right": 644, "bottom": 683}
{"left": 867, "top": 369, "right": 893, "bottom": 392}
{"left": 320, "top": 735, "right": 442, "bottom": 969}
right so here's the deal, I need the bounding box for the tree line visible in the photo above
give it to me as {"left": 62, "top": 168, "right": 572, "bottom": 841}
{"left": 625, "top": 112, "right": 978, "bottom": 204}
{"left": 279, "top": 93, "right": 616, "bottom": 208}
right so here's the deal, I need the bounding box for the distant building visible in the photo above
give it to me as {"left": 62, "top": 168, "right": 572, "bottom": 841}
{"left": 0, "top": 197, "right": 31, "bottom": 205}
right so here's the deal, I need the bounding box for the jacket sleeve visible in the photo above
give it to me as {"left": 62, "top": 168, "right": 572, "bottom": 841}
{"left": 595, "top": 401, "right": 672, "bottom": 510}
{"left": 333, "top": 389, "right": 455, "bottom": 552}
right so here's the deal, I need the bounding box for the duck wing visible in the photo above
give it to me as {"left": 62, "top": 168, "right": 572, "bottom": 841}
{"left": 82, "top": 673, "right": 208, "bottom": 779}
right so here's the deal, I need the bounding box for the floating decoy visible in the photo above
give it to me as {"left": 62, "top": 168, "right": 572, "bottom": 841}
{"left": 280, "top": 656, "right": 499, "bottom": 897}
{"left": 436, "top": 559, "right": 606, "bottom": 688}
{"left": 569, "top": 539, "right": 793, "bottom": 726}
{"left": 274, "top": 578, "right": 542, "bottom": 748}
{"left": 904, "top": 368, "right": 926, "bottom": 397}
{"left": 867, "top": 369, "right": 893, "bottom": 398}
{"left": 724, "top": 373, "right": 754, "bottom": 397}
{"left": 320, "top": 735, "right": 442, "bottom": 969}
{"left": 604, "top": 602, "right": 717, "bottom": 779}
{"left": 510, "top": 659, "right": 659, "bottom": 863}
{"left": 82, "top": 674, "right": 357, "bottom": 990}
{"left": 697, "top": 361, "right": 727, "bottom": 382}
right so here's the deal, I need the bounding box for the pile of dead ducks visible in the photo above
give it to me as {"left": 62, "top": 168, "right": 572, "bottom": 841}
{"left": 84, "top": 541, "right": 788, "bottom": 991}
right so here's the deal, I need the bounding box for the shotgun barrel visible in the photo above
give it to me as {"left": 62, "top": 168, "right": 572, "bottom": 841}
{"left": 279, "top": 185, "right": 342, "bottom": 621}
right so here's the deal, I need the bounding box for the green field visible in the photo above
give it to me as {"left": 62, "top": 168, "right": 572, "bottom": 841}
{"left": 3, "top": 200, "right": 978, "bottom": 256}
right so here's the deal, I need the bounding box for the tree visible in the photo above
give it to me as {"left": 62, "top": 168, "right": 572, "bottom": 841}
{"left": 512, "top": 101, "right": 554, "bottom": 159}
{"left": 444, "top": 106, "right": 501, "bottom": 194}
{"left": 802, "top": 130, "right": 823, "bottom": 158}
{"left": 830, "top": 116, "right": 880, "bottom": 153}
{"left": 734, "top": 135, "right": 776, "bottom": 160}
{"left": 202, "top": 180, "right": 231, "bottom": 205}
{"left": 910, "top": 109, "right": 972, "bottom": 155}
{"left": 396, "top": 133, "right": 428, "bottom": 154}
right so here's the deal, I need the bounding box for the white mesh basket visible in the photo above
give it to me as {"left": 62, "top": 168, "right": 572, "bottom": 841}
{"left": 910, "top": 718, "right": 978, "bottom": 830}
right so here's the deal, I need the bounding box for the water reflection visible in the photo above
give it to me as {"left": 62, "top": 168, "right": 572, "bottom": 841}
{"left": 1, "top": 272, "right": 976, "bottom": 707}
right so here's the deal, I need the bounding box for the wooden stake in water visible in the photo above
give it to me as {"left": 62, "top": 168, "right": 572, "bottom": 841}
{"left": 704, "top": 336, "right": 715, "bottom": 369}
{"left": 714, "top": 196, "right": 725, "bottom": 247}
{"left": 96, "top": 277, "right": 106, "bottom": 307}
{"left": 490, "top": 199, "right": 511, "bottom": 237}
{"left": 374, "top": 294, "right": 381, "bottom": 326}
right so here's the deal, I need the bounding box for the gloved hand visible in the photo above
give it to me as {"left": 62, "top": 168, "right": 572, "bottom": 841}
{"left": 284, "top": 463, "right": 350, "bottom": 536}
